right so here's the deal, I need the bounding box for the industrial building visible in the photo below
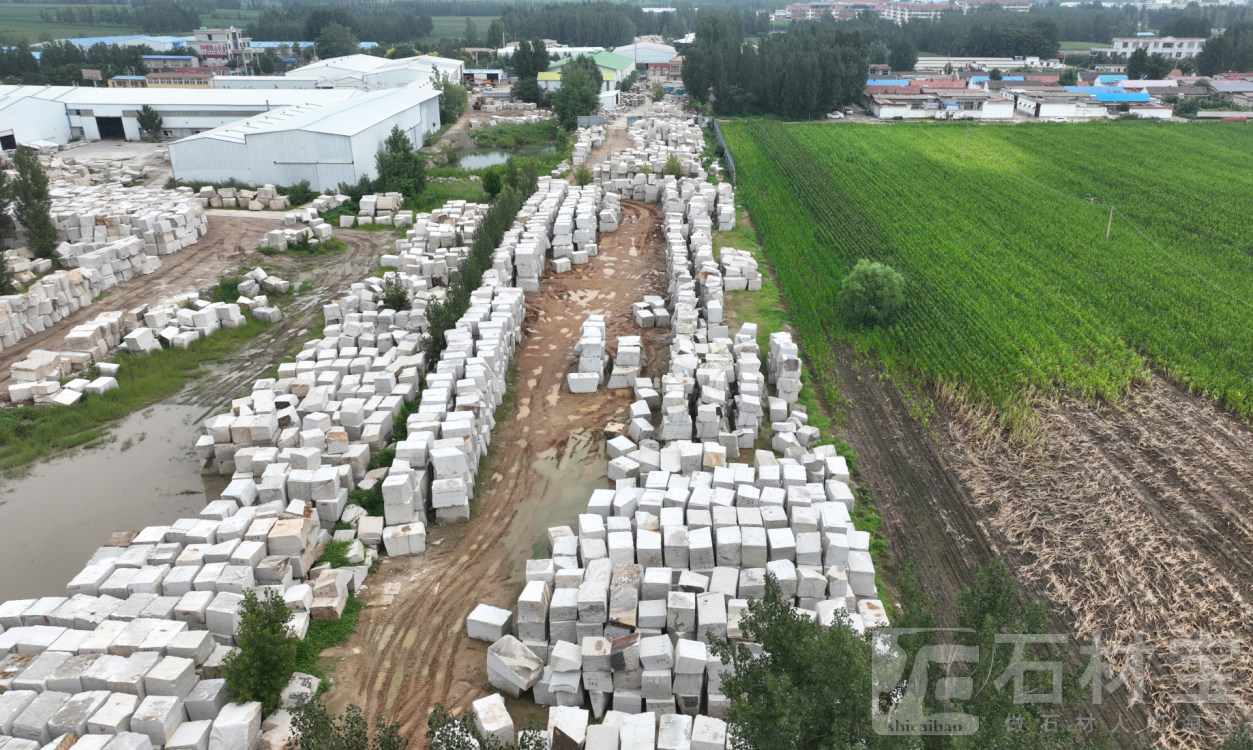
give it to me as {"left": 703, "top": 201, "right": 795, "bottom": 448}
{"left": 612, "top": 42, "right": 677, "bottom": 67}
{"left": 167, "top": 85, "right": 442, "bottom": 190}
{"left": 211, "top": 54, "right": 463, "bottom": 91}
{"left": 0, "top": 84, "right": 360, "bottom": 143}
{"left": 544, "top": 51, "right": 636, "bottom": 108}
{"left": 1092, "top": 35, "right": 1206, "bottom": 60}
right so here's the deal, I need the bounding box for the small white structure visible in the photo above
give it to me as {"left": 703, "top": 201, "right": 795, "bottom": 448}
{"left": 613, "top": 42, "right": 677, "bottom": 66}
{"left": 1011, "top": 91, "right": 1109, "bottom": 119}
{"left": 168, "top": 86, "right": 441, "bottom": 190}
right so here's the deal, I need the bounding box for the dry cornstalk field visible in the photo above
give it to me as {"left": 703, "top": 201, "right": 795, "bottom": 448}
{"left": 945, "top": 374, "right": 1253, "bottom": 748}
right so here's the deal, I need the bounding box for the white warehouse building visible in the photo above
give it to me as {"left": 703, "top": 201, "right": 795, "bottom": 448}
{"left": 167, "top": 85, "right": 441, "bottom": 190}
{"left": 213, "top": 54, "right": 464, "bottom": 91}
{"left": 0, "top": 84, "right": 361, "bottom": 144}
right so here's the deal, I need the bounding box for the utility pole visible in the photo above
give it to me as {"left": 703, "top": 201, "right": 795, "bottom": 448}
{"left": 1106, "top": 205, "right": 1114, "bottom": 241}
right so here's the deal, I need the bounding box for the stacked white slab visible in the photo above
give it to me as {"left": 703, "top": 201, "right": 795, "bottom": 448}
{"left": 718, "top": 247, "right": 759, "bottom": 290}
{"left": 548, "top": 185, "right": 606, "bottom": 268}
{"left": 47, "top": 183, "right": 208, "bottom": 257}
{"left": 379, "top": 202, "right": 489, "bottom": 287}
{"left": 484, "top": 113, "right": 552, "bottom": 127}
{"left": 580, "top": 118, "right": 710, "bottom": 190}
{"left": 568, "top": 316, "right": 608, "bottom": 394}
{"left": 632, "top": 295, "right": 671, "bottom": 329}
{"left": 259, "top": 221, "right": 332, "bottom": 251}
{"left": 338, "top": 192, "right": 405, "bottom": 228}
{"left": 237, "top": 267, "right": 291, "bottom": 298}
{"left": 487, "top": 124, "right": 886, "bottom": 722}
{"left": 608, "top": 335, "right": 644, "bottom": 390}
{"left": 8, "top": 294, "right": 250, "bottom": 405}
{"left": 570, "top": 126, "right": 606, "bottom": 167}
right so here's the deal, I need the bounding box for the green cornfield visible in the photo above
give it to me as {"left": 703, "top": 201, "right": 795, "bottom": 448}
{"left": 722, "top": 120, "right": 1253, "bottom": 427}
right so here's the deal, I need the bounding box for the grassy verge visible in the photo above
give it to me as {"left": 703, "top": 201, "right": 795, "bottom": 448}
{"left": 714, "top": 208, "right": 893, "bottom": 613}
{"left": 467, "top": 121, "right": 561, "bottom": 150}
{"left": 0, "top": 315, "right": 272, "bottom": 476}
{"left": 294, "top": 594, "right": 364, "bottom": 692}
{"left": 258, "top": 237, "right": 347, "bottom": 258}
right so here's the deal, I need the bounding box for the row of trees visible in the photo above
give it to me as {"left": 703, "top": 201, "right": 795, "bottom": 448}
{"left": 684, "top": 13, "right": 867, "bottom": 119}
{"left": 247, "top": 3, "right": 435, "bottom": 46}
{"left": 37, "top": 0, "right": 200, "bottom": 34}
{"left": 1196, "top": 22, "right": 1253, "bottom": 76}
{"left": 0, "top": 147, "right": 58, "bottom": 295}
{"left": 0, "top": 40, "right": 151, "bottom": 86}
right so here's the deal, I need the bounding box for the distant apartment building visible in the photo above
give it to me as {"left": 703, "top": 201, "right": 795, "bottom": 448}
{"left": 146, "top": 67, "right": 231, "bottom": 88}
{"left": 782, "top": 0, "right": 1028, "bottom": 25}
{"left": 1092, "top": 35, "right": 1206, "bottom": 59}
{"left": 189, "top": 27, "right": 259, "bottom": 66}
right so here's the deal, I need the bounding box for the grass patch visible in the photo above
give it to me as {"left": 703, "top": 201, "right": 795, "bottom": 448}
{"left": 315, "top": 540, "right": 353, "bottom": 569}
{"left": 293, "top": 594, "right": 364, "bottom": 690}
{"left": 348, "top": 486, "right": 384, "bottom": 517}
{"left": 412, "top": 179, "right": 489, "bottom": 212}
{"left": 257, "top": 236, "right": 347, "bottom": 258}
{"left": 0, "top": 315, "right": 272, "bottom": 476}
{"left": 468, "top": 121, "right": 561, "bottom": 150}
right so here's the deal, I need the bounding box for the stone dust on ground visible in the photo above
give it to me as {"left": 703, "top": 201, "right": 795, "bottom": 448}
{"left": 321, "top": 201, "right": 668, "bottom": 743}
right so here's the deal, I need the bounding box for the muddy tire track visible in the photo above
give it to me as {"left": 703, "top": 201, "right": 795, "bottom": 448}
{"left": 321, "top": 201, "right": 668, "bottom": 744}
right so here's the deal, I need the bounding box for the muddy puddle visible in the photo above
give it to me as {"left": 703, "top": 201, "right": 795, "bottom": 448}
{"left": 0, "top": 404, "right": 222, "bottom": 601}
{"left": 504, "top": 429, "right": 607, "bottom": 580}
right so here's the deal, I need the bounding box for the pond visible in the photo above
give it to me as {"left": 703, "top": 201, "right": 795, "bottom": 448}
{"left": 450, "top": 143, "right": 557, "bottom": 170}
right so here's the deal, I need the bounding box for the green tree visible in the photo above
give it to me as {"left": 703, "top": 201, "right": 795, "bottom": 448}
{"left": 258, "top": 52, "right": 276, "bottom": 74}
{"left": 11, "top": 146, "right": 58, "bottom": 261}
{"left": 889, "top": 36, "right": 918, "bottom": 72}
{"left": 989, "top": 67, "right": 1004, "bottom": 81}
{"left": 573, "top": 166, "right": 592, "bottom": 186}
{"left": 375, "top": 126, "right": 427, "bottom": 199}
{"left": 383, "top": 276, "right": 412, "bottom": 312}
{"left": 551, "top": 55, "right": 603, "bottom": 129}
{"left": 1057, "top": 67, "right": 1078, "bottom": 86}
{"left": 650, "top": 81, "right": 665, "bottom": 102}
{"left": 663, "top": 153, "right": 683, "bottom": 178}
{"left": 316, "top": 22, "right": 359, "bottom": 60}
{"left": 487, "top": 19, "right": 505, "bottom": 50}
{"left": 944, "top": 61, "right": 955, "bottom": 76}
{"left": 464, "top": 19, "right": 480, "bottom": 47}
{"left": 710, "top": 575, "right": 876, "bottom": 749}
{"left": 290, "top": 700, "right": 407, "bottom": 750}
{"left": 0, "top": 165, "right": 14, "bottom": 294}
{"left": 136, "top": 104, "right": 163, "bottom": 142}
{"left": 840, "top": 259, "right": 904, "bottom": 328}
{"left": 1125, "top": 47, "right": 1149, "bottom": 78}
{"left": 436, "top": 74, "right": 469, "bottom": 126}
{"left": 482, "top": 169, "right": 503, "bottom": 197}
{"left": 220, "top": 589, "right": 298, "bottom": 717}
{"left": 388, "top": 43, "right": 418, "bottom": 60}
{"left": 427, "top": 704, "right": 547, "bottom": 750}
{"left": 512, "top": 39, "right": 550, "bottom": 79}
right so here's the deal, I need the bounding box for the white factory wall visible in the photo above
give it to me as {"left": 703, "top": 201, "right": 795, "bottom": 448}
{"left": 0, "top": 97, "right": 70, "bottom": 146}
{"left": 166, "top": 138, "right": 251, "bottom": 184}
{"left": 212, "top": 76, "right": 321, "bottom": 89}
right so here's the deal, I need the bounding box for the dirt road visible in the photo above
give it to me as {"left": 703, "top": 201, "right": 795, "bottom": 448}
{"left": 1, "top": 214, "right": 395, "bottom": 402}
{"left": 321, "top": 201, "right": 668, "bottom": 742}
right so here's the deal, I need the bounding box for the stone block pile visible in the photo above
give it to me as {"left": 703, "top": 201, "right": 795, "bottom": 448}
{"left": 50, "top": 185, "right": 208, "bottom": 256}
{"left": 571, "top": 126, "right": 606, "bottom": 167}
{"left": 470, "top": 122, "right": 885, "bottom": 735}
{"left": 195, "top": 184, "right": 293, "bottom": 212}
{"left": 481, "top": 112, "right": 551, "bottom": 126}
{"left": 259, "top": 221, "right": 332, "bottom": 252}
{"left": 0, "top": 182, "right": 211, "bottom": 357}
{"left": 237, "top": 268, "right": 290, "bottom": 298}
{"left": 378, "top": 201, "right": 489, "bottom": 288}
{"left": 567, "top": 315, "right": 608, "bottom": 394}
{"left": 6, "top": 292, "right": 255, "bottom": 405}
{"left": 632, "top": 296, "right": 670, "bottom": 329}
{"left": 0, "top": 253, "right": 53, "bottom": 287}
{"left": 582, "top": 118, "right": 708, "bottom": 185}
{"left": 40, "top": 152, "right": 149, "bottom": 188}
{"left": 338, "top": 193, "right": 405, "bottom": 228}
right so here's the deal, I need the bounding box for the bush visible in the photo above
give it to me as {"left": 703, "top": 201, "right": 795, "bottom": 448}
{"left": 382, "top": 277, "right": 411, "bottom": 311}
{"left": 839, "top": 259, "right": 904, "bottom": 328}
{"left": 663, "top": 154, "right": 683, "bottom": 178}
{"left": 573, "top": 166, "right": 592, "bottom": 186}
{"left": 291, "top": 701, "right": 408, "bottom": 750}
{"left": 279, "top": 179, "right": 317, "bottom": 206}
{"left": 482, "top": 169, "right": 503, "bottom": 197}
{"left": 221, "top": 589, "right": 298, "bottom": 716}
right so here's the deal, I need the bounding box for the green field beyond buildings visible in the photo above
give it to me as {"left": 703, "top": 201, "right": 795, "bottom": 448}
{"left": 722, "top": 120, "right": 1253, "bottom": 428}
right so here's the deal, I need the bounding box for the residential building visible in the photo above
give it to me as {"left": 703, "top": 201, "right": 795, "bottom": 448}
{"left": 669, "top": 56, "right": 684, "bottom": 81}
{"left": 864, "top": 83, "right": 1014, "bottom": 119}
{"left": 1091, "top": 35, "right": 1206, "bottom": 59}
{"left": 189, "top": 26, "right": 259, "bottom": 66}
{"left": 107, "top": 76, "right": 148, "bottom": 89}
{"left": 1011, "top": 90, "right": 1109, "bottom": 118}
{"left": 146, "top": 68, "right": 231, "bottom": 88}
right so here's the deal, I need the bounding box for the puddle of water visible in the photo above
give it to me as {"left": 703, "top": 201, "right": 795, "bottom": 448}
{"left": 451, "top": 144, "right": 557, "bottom": 170}
{"left": 0, "top": 405, "right": 220, "bottom": 601}
{"left": 503, "top": 430, "right": 607, "bottom": 580}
